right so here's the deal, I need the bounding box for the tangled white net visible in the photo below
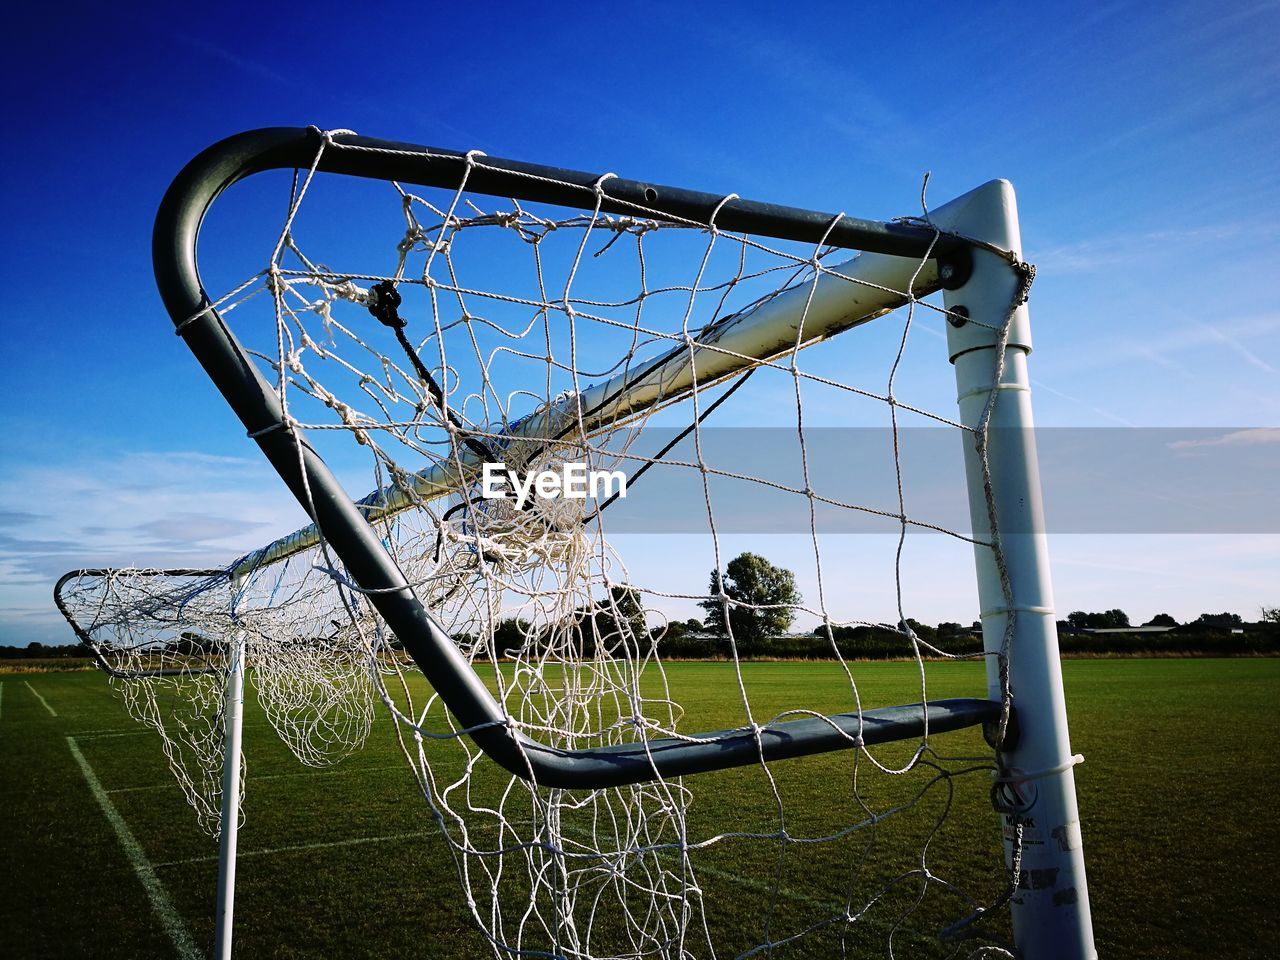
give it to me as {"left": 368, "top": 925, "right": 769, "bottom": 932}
{"left": 57, "top": 130, "right": 1039, "bottom": 958}
{"left": 56, "top": 562, "right": 378, "bottom": 831}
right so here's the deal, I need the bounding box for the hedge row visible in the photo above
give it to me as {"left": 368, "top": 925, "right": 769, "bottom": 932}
{"left": 652, "top": 627, "right": 1280, "bottom": 660}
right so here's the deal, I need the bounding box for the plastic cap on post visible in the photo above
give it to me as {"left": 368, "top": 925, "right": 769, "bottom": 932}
{"left": 931, "top": 180, "right": 1032, "bottom": 360}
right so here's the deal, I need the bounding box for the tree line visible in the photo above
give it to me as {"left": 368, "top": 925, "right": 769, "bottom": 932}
{"left": 12, "top": 555, "right": 1279, "bottom": 662}
{"left": 464, "top": 552, "right": 1280, "bottom": 662}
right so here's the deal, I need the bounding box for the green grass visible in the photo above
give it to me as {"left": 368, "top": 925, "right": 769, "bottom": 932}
{"left": 1, "top": 659, "right": 1277, "bottom": 959}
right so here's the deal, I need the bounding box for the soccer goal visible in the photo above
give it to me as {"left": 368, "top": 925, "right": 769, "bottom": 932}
{"left": 57, "top": 126, "right": 1094, "bottom": 958}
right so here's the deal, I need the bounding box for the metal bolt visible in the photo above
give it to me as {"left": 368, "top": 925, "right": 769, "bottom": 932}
{"left": 947, "top": 305, "right": 970, "bottom": 328}
{"left": 939, "top": 263, "right": 955, "bottom": 282}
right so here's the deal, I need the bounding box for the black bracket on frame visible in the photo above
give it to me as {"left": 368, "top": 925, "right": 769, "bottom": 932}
{"left": 936, "top": 247, "right": 974, "bottom": 290}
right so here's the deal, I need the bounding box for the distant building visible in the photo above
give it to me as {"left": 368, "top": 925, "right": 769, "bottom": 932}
{"left": 1081, "top": 625, "right": 1175, "bottom": 635}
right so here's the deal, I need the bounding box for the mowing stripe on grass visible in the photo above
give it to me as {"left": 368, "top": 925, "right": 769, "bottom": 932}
{"left": 154, "top": 830, "right": 438, "bottom": 868}
{"left": 24, "top": 680, "right": 57, "bottom": 717}
{"left": 69, "top": 728, "right": 151, "bottom": 739}
{"left": 67, "top": 736, "right": 201, "bottom": 960}
{"left": 109, "top": 762, "right": 410, "bottom": 795}
{"left": 155, "top": 817, "right": 838, "bottom": 915}
{"left": 0, "top": 681, "right": 4, "bottom": 720}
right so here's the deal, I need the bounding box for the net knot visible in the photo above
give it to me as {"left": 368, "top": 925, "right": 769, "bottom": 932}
{"left": 330, "top": 279, "right": 367, "bottom": 304}
{"left": 592, "top": 172, "right": 618, "bottom": 197}
{"left": 398, "top": 227, "right": 425, "bottom": 253}
{"left": 1013, "top": 260, "right": 1036, "bottom": 304}
{"left": 367, "top": 280, "right": 405, "bottom": 329}
{"left": 265, "top": 263, "right": 285, "bottom": 296}
{"left": 247, "top": 415, "right": 296, "bottom": 439}
{"left": 706, "top": 194, "right": 739, "bottom": 236}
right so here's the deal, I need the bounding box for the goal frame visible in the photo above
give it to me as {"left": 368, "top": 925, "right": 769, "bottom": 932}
{"left": 143, "top": 127, "right": 1094, "bottom": 958}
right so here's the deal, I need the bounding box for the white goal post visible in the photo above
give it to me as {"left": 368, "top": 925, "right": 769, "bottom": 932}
{"left": 58, "top": 127, "right": 1095, "bottom": 959}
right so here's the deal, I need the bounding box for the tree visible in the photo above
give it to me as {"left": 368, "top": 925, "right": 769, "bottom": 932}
{"left": 1066, "top": 609, "right": 1130, "bottom": 629}
{"left": 684, "top": 618, "right": 704, "bottom": 633}
{"left": 901, "top": 618, "right": 937, "bottom": 644}
{"left": 698, "top": 552, "right": 800, "bottom": 649}
{"left": 170, "top": 631, "right": 215, "bottom": 657}
{"left": 1143, "top": 613, "right": 1179, "bottom": 627}
{"left": 654, "top": 619, "right": 686, "bottom": 642}
{"left": 1260, "top": 606, "right": 1279, "bottom": 625}
{"left": 572, "top": 586, "right": 648, "bottom": 656}
{"left": 1105, "top": 609, "right": 1131, "bottom": 628}
{"left": 1193, "top": 612, "right": 1243, "bottom": 628}
{"left": 492, "top": 618, "right": 532, "bottom": 654}
{"left": 596, "top": 585, "right": 647, "bottom": 647}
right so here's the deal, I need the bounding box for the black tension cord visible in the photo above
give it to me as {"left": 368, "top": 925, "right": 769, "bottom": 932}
{"left": 365, "top": 279, "right": 522, "bottom": 565}
{"left": 582, "top": 367, "right": 755, "bottom": 523}
{"left": 366, "top": 277, "right": 755, "bottom": 562}
{"left": 367, "top": 280, "right": 500, "bottom": 467}
{"left": 429, "top": 363, "right": 757, "bottom": 563}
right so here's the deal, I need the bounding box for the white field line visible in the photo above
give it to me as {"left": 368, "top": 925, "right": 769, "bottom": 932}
{"left": 24, "top": 680, "right": 57, "bottom": 717}
{"left": 150, "top": 814, "right": 833, "bottom": 915}
{"left": 67, "top": 736, "right": 201, "bottom": 960}
{"left": 554, "top": 823, "right": 833, "bottom": 911}
{"left": 73, "top": 723, "right": 272, "bottom": 740}
{"left": 693, "top": 861, "right": 835, "bottom": 912}
{"left": 155, "top": 830, "right": 438, "bottom": 868}
{"left": 67, "top": 728, "right": 152, "bottom": 739}
{"left": 108, "top": 762, "right": 409, "bottom": 795}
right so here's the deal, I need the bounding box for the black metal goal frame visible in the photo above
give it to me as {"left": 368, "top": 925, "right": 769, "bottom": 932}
{"left": 148, "top": 125, "right": 998, "bottom": 790}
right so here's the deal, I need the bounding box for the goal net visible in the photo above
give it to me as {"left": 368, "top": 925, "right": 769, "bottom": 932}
{"left": 56, "top": 127, "right": 1089, "bottom": 959}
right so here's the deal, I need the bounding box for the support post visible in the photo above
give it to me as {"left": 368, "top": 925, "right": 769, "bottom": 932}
{"left": 213, "top": 627, "right": 245, "bottom": 960}
{"left": 942, "top": 181, "right": 1096, "bottom": 958}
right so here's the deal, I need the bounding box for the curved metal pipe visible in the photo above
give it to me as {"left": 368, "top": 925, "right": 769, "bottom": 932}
{"left": 151, "top": 126, "right": 998, "bottom": 789}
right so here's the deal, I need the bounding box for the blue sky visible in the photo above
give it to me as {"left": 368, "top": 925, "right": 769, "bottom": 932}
{"left": 2, "top": 0, "right": 1277, "bottom": 644}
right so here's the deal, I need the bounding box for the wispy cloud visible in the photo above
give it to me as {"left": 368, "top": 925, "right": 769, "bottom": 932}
{"left": 1198, "top": 322, "right": 1277, "bottom": 374}
{"left": 0, "top": 510, "right": 44, "bottom": 527}
{"left": 1055, "top": 312, "right": 1280, "bottom": 411}
{"left": 0, "top": 450, "right": 309, "bottom": 644}
{"left": 1136, "top": 314, "right": 1279, "bottom": 362}
{"left": 699, "top": 23, "right": 926, "bottom": 181}
{"left": 1169, "top": 427, "right": 1280, "bottom": 451}
{"left": 134, "top": 513, "right": 271, "bottom": 547}
{"left": 0, "top": 451, "right": 305, "bottom": 566}
{"left": 1030, "top": 378, "right": 1139, "bottom": 427}
{"left": 161, "top": 29, "right": 301, "bottom": 90}
{"left": 1028, "top": 222, "right": 1268, "bottom": 274}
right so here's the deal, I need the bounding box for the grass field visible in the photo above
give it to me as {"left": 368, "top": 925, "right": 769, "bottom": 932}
{"left": 1, "top": 658, "right": 1276, "bottom": 959}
